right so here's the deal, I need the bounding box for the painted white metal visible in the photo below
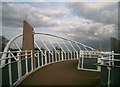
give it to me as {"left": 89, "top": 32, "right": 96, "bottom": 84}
{"left": 25, "top": 50, "right": 28, "bottom": 74}
{"left": 13, "top": 42, "right": 22, "bottom": 51}
{"left": 81, "top": 57, "right": 84, "bottom": 69}
{"left": 1, "top": 34, "right": 22, "bottom": 66}
{"left": 68, "top": 41, "right": 76, "bottom": 52}
{"left": 41, "top": 51, "right": 43, "bottom": 66}
{"left": 31, "top": 50, "right": 33, "bottom": 71}
{"left": 61, "top": 39, "right": 71, "bottom": 52}
{"left": 34, "top": 41, "right": 46, "bottom": 56}
{"left": 8, "top": 53, "right": 12, "bottom": 85}
{"left": 61, "top": 51, "right": 63, "bottom": 61}
{"left": 45, "top": 35, "right": 59, "bottom": 54}
{"left": 44, "top": 51, "right": 47, "bottom": 65}
{"left": 55, "top": 51, "right": 57, "bottom": 62}
{"left": 17, "top": 52, "right": 21, "bottom": 80}
{"left": 107, "top": 66, "right": 111, "bottom": 87}
{"left": 1, "top": 49, "right": 120, "bottom": 86}
{"left": 111, "top": 51, "right": 114, "bottom": 66}
{"left": 4, "top": 32, "right": 120, "bottom": 86}
{"left": 51, "top": 51, "right": 54, "bottom": 63}
{"left": 37, "top": 51, "right": 40, "bottom": 68}
{"left": 54, "top": 37, "right": 64, "bottom": 51}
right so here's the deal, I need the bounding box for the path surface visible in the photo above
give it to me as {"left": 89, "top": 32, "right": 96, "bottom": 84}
{"left": 19, "top": 59, "right": 100, "bottom": 85}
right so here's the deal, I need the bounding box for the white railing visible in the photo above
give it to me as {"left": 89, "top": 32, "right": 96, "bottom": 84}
{"left": 1, "top": 50, "right": 120, "bottom": 86}
{"left": 97, "top": 52, "right": 120, "bottom": 87}
{"left": 78, "top": 51, "right": 101, "bottom": 71}
{"left": 78, "top": 51, "right": 120, "bottom": 71}
{"left": 0, "top": 50, "right": 79, "bottom": 86}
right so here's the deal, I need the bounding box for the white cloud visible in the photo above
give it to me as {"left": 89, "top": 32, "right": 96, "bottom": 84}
{"left": 2, "top": 2, "right": 118, "bottom": 51}
{"left": 2, "top": 3, "right": 61, "bottom": 28}
{"left": 39, "top": 8, "right": 65, "bottom": 17}
{"left": 68, "top": 2, "right": 118, "bottom": 24}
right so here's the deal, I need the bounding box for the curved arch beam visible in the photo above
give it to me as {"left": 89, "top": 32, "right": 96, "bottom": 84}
{"left": 1, "top": 32, "right": 97, "bottom": 66}
{"left": 1, "top": 34, "right": 22, "bottom": 66}
{"left": 34, "top": 32, "right": 96, "bottom": 51}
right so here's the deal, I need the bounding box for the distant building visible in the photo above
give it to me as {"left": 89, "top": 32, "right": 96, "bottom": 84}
{"left": 111, "top": 37, "right": 120, "bottom": 53}
{"left": 97, "top": 42, "right": 104, "bottom": 51}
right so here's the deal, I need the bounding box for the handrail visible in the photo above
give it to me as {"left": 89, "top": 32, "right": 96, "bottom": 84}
{"left": 1, "top": 49, "right": 120, "bottom": 86}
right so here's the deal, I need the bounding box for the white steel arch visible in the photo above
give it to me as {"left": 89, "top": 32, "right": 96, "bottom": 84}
{"left": 1, "top": 32, "right": 97, "bottom": 66}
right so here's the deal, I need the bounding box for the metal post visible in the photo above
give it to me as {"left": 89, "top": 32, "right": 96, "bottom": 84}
{"left": 78, "top": 57, "right": 80, "bottom": 69}
{"left": 74, "top": 51, "right": 75, "bottom": 59}
{"left": 8, "top": 53, "right": 12, "bottom": 85}
{"left": 31, "top": 50, "right": 33, "bottom": 71}
{"left": 41, "top": 52, "right": 43, "bottom": 66}
{"left": 76, "top": 51, "right": 79, "bottom": 59}
{"left": 44, "top": 51, "right": 47, "bottom": 65}
{"left": 97, "top": 51, "right": 102, "bottom": 71}
{"left": 17, "top": 52, "right": 21, "bottom": 80}
{"left": 52, "top": 51, "right": 54, "bottom": 63}
{"left": 25, "top": 50, "right": 28, "bottom": 74}
{"left": 64, "top": 51, "right": 66, "bottom": 60}
{"left": 107, "top": 53, "right": 112, "bottom": 87}
{"left": 37, "top": 50, "right": 40, "bottom": 68}
{"left": 61, "top": 51, "right": 63, "bottom": 61}
{"left": 48, "top": 51, "right": 50, "bottom": 64}
{"left": 55, "top": 51, "right": 57, "bottom": 62}
{"left": 107, "top": 66, "right": 111, "bottom": 87}
{"left": 58, "top": 51, "right": 60, "bottom": 61}
{"left": 111, "top": 51, "right": 114, "bottom": 66}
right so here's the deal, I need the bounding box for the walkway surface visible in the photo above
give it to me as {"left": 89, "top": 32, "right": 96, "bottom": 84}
{"left": 19, "top": 59, "right": 100, "bottom": 85}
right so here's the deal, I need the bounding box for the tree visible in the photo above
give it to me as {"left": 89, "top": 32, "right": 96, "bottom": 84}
{"left": 0, "top": 36, "right": 9, "bottom": 51}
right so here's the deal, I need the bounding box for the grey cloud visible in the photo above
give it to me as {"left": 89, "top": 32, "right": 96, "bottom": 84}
{"left": 2, "top": 3, "right": 59, "bottom": 28}
{"left": 54, "top": 18, "right": 117, "bottom": 51}
{"left": 68, "top": 2, "right": 118, "bottom": 25}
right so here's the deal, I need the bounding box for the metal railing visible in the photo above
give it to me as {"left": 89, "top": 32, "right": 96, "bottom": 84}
{"left": 0, "top": 50, "right": 79, "bottom": 86}
{"left": 1, "top": 50, "right": 120, "bottom": 86}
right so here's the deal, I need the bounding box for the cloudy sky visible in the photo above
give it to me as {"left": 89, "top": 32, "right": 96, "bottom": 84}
{"left": 1, "top": 0, "right": 119, "bottom": 51}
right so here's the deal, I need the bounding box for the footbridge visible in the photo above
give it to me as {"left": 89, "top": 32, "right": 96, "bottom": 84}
{"left": 0, "top": 21, "right": 120, "bottom": 86}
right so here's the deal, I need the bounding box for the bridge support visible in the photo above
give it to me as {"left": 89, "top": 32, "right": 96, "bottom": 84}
{"left": 22, "top": 20, "right": 35, "bottom": 69}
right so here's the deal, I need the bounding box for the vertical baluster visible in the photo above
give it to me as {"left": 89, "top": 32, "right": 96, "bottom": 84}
{"left": 97, "top": 52, "right": 102, "bottom": 71}
{"left": 55, "top": 51, "right": 57, "bottom": 62}
{"left": 8, "top": 53, "right": 12, "bottom": 85}
{"left": 52, "top": 51, "right": 54, "bottom": 63}
{"left": 76, "top": 51, "right": 79, "bottom": 59}
{"left": 44, "top": 51, "right": 47, "bottom": 65}
{"left": 78, "top": 57, "right": 80, "bottom": 69}
{"left": 70, "top": 52, "right": 72, "bottom": 60}
{"left": 31, "top": 50, "right": 33, "bottom": 71}
{"left": 58, "top": 51, "right": 60, "bottom": 61}
{"left": 111, "top": 51, "right": 114, "bottom": 66}
{"left": 61, "top": 51, "right": 63, "bottom": 61}
{"left": 107, "top": 66, "right": 111, "bottom": 86}
{"left": 41, "top": 51, "right": 43, "bottom": 66}
{"left": 37, "top": 50, "right": 40, "bottom": 68}
{"left": 48, "top": 51, "right": 50, "bottom": 64}
{"left": 25, "top": 50, "right": 28, "bottom": 74}
{"left": 17, "top": 52, "right": 21, "bottom": 80}
{"left": 64, "top": 51, "right": 66, "bottom": 60}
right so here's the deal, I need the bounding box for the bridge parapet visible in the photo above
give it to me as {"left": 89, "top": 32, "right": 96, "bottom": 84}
{"left": 1, "top": 30, "right": 120, "bottom": 86}
{"left": 0, "top": 48, "right": 120, "bottom": 86}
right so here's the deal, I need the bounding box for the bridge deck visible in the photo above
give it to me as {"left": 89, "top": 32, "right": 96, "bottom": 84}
{"left": 19, "top": 59, "right": 100, "bottom": 85}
